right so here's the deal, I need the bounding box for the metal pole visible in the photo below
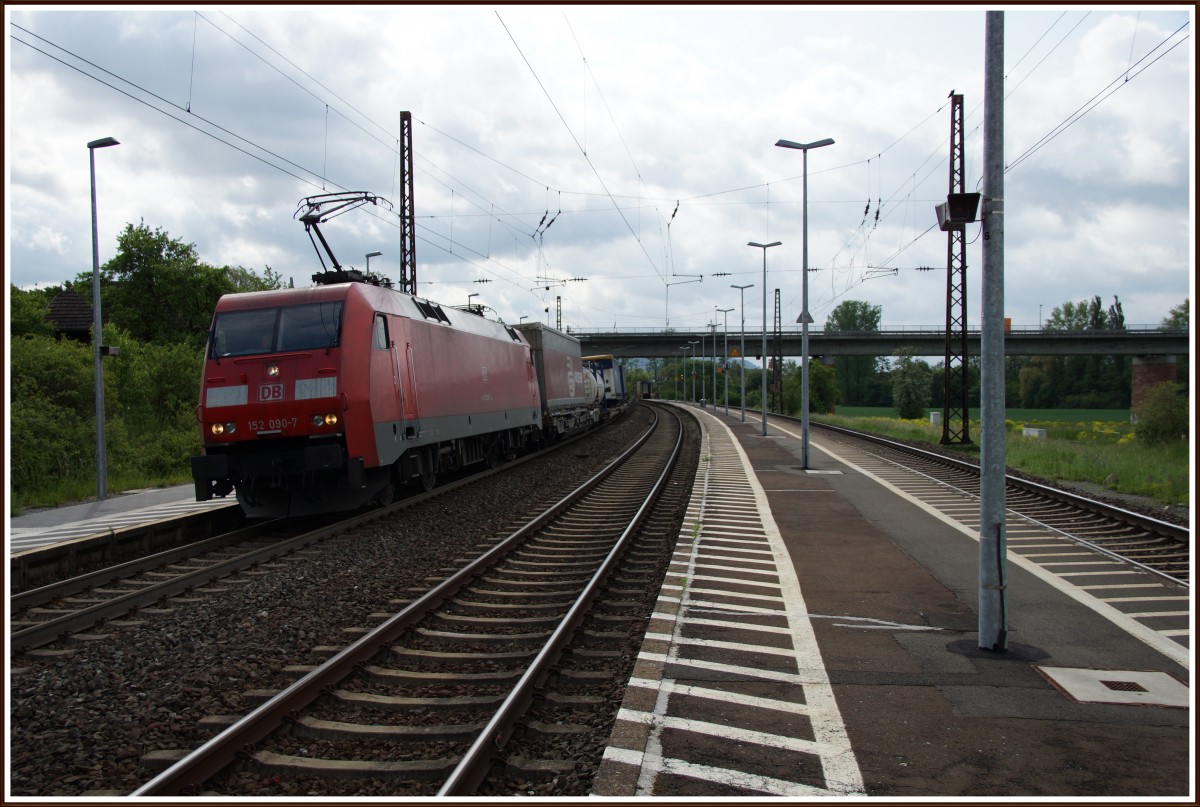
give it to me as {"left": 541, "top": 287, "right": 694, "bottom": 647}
{"left": 761, "top": 255, "right": 767, "bottom": 435}
{"left": 979, "top": 10, "right": 1007, "bottom": 652}
{"left": 774, "top": 138, "right": 833, "bottom": 463}
{"left": 689, "top": 341, "right": 698, "bottom": 403}
{"left": 88, "top": 137, "right": 119, "bottom": 501}
{"left": 801, "top": 148, "right": 810, "bottom": 469}
{"left": 741, "top": 295, "right": 746, "bottom": 421}
{"left": 711, "top": 316, "right": 717, "bottom": 408}
{"left": 747, "top": 243, "right": 780, "bottom": 436}
{"left": 732, "top": 284, "right": 753, "bottom": 422}
{"left": 719, "top": 307, "right": 733, "bottom": 416}
{"left": 90, "top": 146, "right": 106, "bottom": 502}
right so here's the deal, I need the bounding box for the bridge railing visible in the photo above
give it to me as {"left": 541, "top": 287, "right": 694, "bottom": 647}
{"left": 565, "top": 324, "right": 1184, "bottom": 336}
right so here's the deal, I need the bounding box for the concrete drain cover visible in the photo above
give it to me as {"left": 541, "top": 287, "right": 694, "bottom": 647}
{"left": 1036, "top": 666, "right": 1188, "bottom": 709}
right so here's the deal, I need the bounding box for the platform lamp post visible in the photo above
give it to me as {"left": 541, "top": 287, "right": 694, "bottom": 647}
{"left": 747, "top": 242, "right": 781, "bottom": 436}
{"left": 731, "top": 284, "right": 753, "bottom": 422}
{"left": 705, "top": 314, "right": 715, "bottom": 413}
{"left": 89, "top": 136, "right": 119, "bottom": 502}
{"left": 775, "top": 136, "right": 834, "bottom": 468}
{"left": 688, "top": 340, "right": 699, "bottom": 403}
{"left": 365, "top": 250, "right": 382, "bottom": 275}
{"left": 678, "top": 345, "right": 689, "bottom": 401}
{"left": 718, "top": 307, "right": 733, "bottom": 415}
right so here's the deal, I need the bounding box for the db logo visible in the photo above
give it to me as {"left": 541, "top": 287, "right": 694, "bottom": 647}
{"left": 259, "top": 383, "right": 284, "bottom": 401}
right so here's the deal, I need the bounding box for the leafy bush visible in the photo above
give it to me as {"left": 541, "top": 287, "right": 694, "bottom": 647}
{"left": 9, "top": 395, "right": 93, "bottom": 490}
{"left": 892, "top": 349, "right": 932, "bottom": 420}
{"left": 1134, "top": 381, "right": 1188, "bottom": 445}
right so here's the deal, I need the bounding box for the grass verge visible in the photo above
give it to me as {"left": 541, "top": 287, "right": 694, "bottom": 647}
{"left": 813, "top": 412, "right": 1189, "bottom": 507}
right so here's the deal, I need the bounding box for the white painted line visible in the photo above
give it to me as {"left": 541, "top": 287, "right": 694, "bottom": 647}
{"left": 802, "top": 428, "right": 1191, "bottom": 670}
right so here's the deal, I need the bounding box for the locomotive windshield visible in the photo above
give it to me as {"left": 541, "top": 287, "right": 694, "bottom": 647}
{"left": 209, "top": 301, "right": 344, "bottom": 358}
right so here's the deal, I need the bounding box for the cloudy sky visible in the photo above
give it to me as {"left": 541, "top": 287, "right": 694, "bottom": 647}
{"left": 6, "top": 5, "right": 1193, "bottom": 338}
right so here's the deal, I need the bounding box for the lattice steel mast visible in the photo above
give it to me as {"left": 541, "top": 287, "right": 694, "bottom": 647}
{"left": 941, "top": 93, "right": 971, "bottom": 445}
{"left": 399, "top": 110, "right": 417, "bottom": 295}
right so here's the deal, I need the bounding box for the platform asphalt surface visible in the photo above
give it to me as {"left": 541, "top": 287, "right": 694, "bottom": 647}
{"left": 596, "top": 404, "right": 1191, "bottom": 798}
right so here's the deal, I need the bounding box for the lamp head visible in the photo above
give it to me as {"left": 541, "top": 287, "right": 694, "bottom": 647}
{"left": 87, "top": 137, "right": 120, "bottom": 150}
{"left": 775, "top": 138, "right": 834, "bottom": 151}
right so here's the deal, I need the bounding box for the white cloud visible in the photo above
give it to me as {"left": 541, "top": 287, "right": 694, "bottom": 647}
{"left": 5, "top": 5, "right": 1191, "bottom": 334}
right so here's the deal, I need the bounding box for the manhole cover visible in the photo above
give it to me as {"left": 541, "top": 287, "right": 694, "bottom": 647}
{"left": 1036, "top": 666, "right": 1188, "bottom": 708}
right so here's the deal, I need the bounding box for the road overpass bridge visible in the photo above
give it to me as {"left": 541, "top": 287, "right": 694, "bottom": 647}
{"left": 573, "top": 326, "right": 1190, "bottom": 360}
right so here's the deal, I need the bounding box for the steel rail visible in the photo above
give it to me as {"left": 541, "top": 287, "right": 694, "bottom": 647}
{"left": 438, "top": 406, "right": 682, "bottom": 795}
{"left": 132, "top": 404, "right": 662, "bottom": 797}
{"left": 11, "top": 519, "right": 342, "bottom": 652}
{"left": 10, "top": 521, "right": 283, "bottom": 613}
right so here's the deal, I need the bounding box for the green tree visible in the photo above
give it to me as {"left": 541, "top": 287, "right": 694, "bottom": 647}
{"left": 1134, "top": 381, "right": 1187, "bottom": 445}
{"left": 892, "top": 348, "right": 932, "bottom": 419}
{"left": 824, "top": 300, "right": 884, "bottom": 406}
{"left": 1037, "top": 294, "right": 1129, "bottom": 409}
{"left": 76, "top": 221, "right": 282, "bottom": 347}
{"left": 1161, "top": 299, "right": 1189, "bottom": 331}
{"left": 9, "top": 285, "right": 59, "bottom": 337}
{"left": 782, "top": 359, "right": 838, "bottom": 415}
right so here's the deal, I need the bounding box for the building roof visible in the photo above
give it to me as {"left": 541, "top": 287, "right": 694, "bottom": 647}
{"left": 46, "top": 290, "right": 94, "bottom": 335}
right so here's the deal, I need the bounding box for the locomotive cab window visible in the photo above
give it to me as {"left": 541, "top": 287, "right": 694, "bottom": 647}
{"left": 373, "top": 314, "right": 389, "bottom": 349}
{"left": 210, "top": 301, "right": 345, "bottom": 358}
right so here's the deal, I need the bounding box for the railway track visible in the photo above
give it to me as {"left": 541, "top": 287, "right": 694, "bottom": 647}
{"left": 132, "top": 404, "right": 685, "bottom": 797}
{"left": 10, "top": 517, "right": 345, "bottom": 653}
{"left": 808, "top": 420, "right": 1190, "bottom": 584}
{"left": 9, "top": 412, "right": 637, "bottom": 655}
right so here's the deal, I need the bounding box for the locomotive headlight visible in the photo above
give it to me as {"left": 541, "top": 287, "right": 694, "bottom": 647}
{"left": 267, "top": 365, "right": 280, "bottom": 378}
{"left": 324, "top": 413, "right": 338, "bottom": 426}
{"left": 210, "top": 422, "right": 236, "bottom": 436}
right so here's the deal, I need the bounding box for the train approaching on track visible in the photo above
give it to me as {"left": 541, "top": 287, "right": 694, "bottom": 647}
{"left": 191, "top": 282, "right": 603, "bottom": 518}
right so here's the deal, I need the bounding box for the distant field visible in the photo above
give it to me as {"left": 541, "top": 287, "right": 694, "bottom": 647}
{"left": 834, "top": 407, "right": 1131, "bottom": 423}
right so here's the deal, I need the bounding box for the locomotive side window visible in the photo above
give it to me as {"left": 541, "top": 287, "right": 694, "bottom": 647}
{"left": 211, "top": 301, "right": 344, "bottom": 357}
{"left": 373, "top": 314, "right": 389, "bottom": 349}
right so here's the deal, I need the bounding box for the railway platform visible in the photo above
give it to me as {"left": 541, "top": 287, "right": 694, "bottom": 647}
{"left": 8, "top": 484, "right": 233, "bottom": 557}
{"left": 593, "top": 403, "right": 1192, "bottom": 798}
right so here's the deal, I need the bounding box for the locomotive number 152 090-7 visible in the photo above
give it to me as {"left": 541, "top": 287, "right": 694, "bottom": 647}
{"left": 250, "top": 417, "right": 297, "bottom": 431}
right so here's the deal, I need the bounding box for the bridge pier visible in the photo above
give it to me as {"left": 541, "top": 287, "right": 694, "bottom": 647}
{"left": 1131, "top": 355, "right": 1178, "bottom": 415}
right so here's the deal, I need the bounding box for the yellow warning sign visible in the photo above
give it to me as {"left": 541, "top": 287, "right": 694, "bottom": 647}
{"left": 730, "top": 348, "right": 740, "bottom": 357}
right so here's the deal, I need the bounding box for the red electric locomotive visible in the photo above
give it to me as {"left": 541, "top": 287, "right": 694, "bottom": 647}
{"left": 192, "top": 190, "right": 603, "bottom": 517}
{"left": 191, "top": 282, "right": 548, "bottom": 517}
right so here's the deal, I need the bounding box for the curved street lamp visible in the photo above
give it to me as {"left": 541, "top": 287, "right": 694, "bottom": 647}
{"left": 89, "top": 136, "right": 120, "bottom": 501}
{"left": 775, "top": 137, "right": 834, "bottom": 468}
